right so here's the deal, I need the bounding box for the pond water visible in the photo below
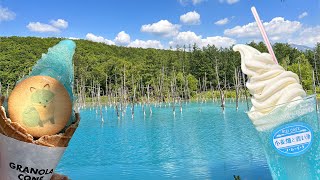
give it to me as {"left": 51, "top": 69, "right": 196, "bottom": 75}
{"left": 56, "top": 101, "right": 272, "bottom": 180}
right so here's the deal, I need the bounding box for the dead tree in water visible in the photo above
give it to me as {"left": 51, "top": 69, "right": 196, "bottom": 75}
{"left": 235, "top": 68, "right": 240, "bottom": 110}
{"left": 160, "top": 67, "right": 165, "bottom": 104}
{"left": 81, "top": 78, "right": 87, "bottom": 108}
{"left": 185, "top": 78, "right": 190, "bottom": 103}
{"left": 131, "top": 74, "right": 135, "bottom": 119}
{"left": 197, "top": 78, "right": 201, "bottom": 104}
{"left": 90, "top": 81, "right": 95, "bottom": 110}
{"left": 210, "top": 81, "right": 215, "bottom": 102}
{"left": 312, "top": 70, "right": 318, "bottom": 111}
{"left": 314, "top": 52, "right": 319, "bottom": 86}
{"left": 224, "top": 73, "right": 227, "bottom": 102}
{"left": 75, "top": 79, "right": 84, "bottom": 111}
{"left": 114, "top": 71, "right": 120, "bottom": 119}
{"left": 6, "top": 84, "right": 10, "bottom": 97}
{"left": 171, "top": 80, "right": 176, "bottom": 115}
{"left": 121, "top": 65, "right": 127, "bottom": 117}
{"left": 171, "top": 67, "right": 177, "bottom": 115}
{"left": 105, "top": 74, "right": 108, "bottom": 99}
{"left": 108, "top": 76, "right": 112, "bottom": 107}
{"left": 242, "top": 73, "right": 250, "bottom": 111}
{"left": 215, "top": 58, "right": 225, "bottom": 111}
{"left": 313, "top": 70, "right": 316, "bottom": 94}
{"left": 97, "top": 83, "right": 104, "bottom": 124}
{"left": 140, "top": 79, "right": 146, "bottom": 117}
{"left": 203, "top": 72, "right": 207, "bottom": 103}
{"left": 147, "top": 84, "right": 152, "bottom": 115}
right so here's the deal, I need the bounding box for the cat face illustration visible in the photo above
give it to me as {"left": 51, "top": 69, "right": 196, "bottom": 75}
{"left": 30, "top": 84, "right": 55, "bottom": 108}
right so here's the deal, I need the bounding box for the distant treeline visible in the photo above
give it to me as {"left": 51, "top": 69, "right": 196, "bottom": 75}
{"left": 0, "top": 36, "right": 320, "bottom": 98}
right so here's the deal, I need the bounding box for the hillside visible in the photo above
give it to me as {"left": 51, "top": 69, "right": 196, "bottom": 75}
{"left": 0, "top": 36, "right": 319, "bottom": 98}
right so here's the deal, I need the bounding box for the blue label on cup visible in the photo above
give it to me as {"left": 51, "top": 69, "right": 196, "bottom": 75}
{"left": 271, "top": 122, "right": 313, "bottom": 157}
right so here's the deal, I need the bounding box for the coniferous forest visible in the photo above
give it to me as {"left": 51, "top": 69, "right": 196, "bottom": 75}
{"left": 1, "top": 36, "right": 320, "bottom": 106}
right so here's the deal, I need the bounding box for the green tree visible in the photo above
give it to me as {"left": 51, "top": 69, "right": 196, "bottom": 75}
{"left": 187, "top": 74, "right": 198, "bottom": 93}
{"left": 288, "top": 54, "right": 313, "bottom": 90}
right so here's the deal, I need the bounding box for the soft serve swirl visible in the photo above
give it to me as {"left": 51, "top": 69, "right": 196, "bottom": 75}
{"left": 233, "top": 44, "right": 306, "bottom": 122}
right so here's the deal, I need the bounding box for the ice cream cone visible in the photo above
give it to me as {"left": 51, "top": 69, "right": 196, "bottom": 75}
{"left": 36, "top": 113, "right": 80, "bottom": 147}
{"left": 0, "top": 96, "right": 80, "bottom": 180}
{"left": 0, "top": 106, "right": 34, "bottom": 144}
{"left": 0, "top": 99, "right": 80, "bottom": 147}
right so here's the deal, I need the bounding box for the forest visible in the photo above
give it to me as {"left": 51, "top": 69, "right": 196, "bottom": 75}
{"left": 0, "top": 36, "right": 320, "bottom": 105}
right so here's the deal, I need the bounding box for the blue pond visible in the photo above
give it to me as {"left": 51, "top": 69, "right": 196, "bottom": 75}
{"left": 56, "top": 101, "right": 272, "bottom": 180}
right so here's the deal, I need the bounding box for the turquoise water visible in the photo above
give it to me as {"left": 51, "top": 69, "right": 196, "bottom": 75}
{"left": 56, "top": 101, "right": 272, "bottom": 179}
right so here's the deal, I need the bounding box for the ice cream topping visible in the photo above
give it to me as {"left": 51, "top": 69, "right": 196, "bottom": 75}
{"left": 233, "top": 44, "right": 306, "bottom": 128}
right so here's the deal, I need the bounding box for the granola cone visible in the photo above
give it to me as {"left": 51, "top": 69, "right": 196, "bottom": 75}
{"left": 0, "top": 96, "right": 80, "bottom": 180}
{"left": 0, "top": 97, "right": 80, "bottom": 147}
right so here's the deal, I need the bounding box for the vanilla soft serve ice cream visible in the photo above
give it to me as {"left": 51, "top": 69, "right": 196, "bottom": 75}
{"left": 233, "top": 44, "right": 307, "bottom": 131}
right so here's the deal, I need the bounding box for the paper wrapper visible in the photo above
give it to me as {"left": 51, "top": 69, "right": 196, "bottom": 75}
{"left": 0, "top": 97, "right": 80, "bottom": 180}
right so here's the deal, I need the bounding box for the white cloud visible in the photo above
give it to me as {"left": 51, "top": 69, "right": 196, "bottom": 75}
{"left": 202, "top": 36, "right": 236, "bottom": 48}
{"left": 128, "top": 39, "right": 163, "bottom": 49}
{"left": 68, "top": 37, "right": 80, "bottom": 40}
{"left": 178, "top": 0, "right": 204, "bottom": 5}
{"left": 50, "top": 19, "right": 68, "bottom": 29}
{"left": 169, "top": 31, "right": 236, "bottom": 48}
{"left": 114, "top": 31, "right": 131, "bottom": 45}
{"left": 27, "top": 22, "right": 60, "bottom": 33}
{"left": 0, "top": 6, "right": 16, "bottom": 22}
{"left": 192, "top": 0, "right": 204, "bottom": 5}
{"left": 141, "top": 20, "right": 180, "bottom": 37}
{"left": 224, "top": 16, "right": 320, "bottom": 47}
{"left": 298, "top": 12, "right": 308, "bottom": 19}
{"left": 214, "top": 18, "right": 229, "bottom": 25}
{"left": 219, "top": 0, "right": 240, "bottom": 5}
{"left": 178, "top": 0, "right": 187, "bottom": 5}
{"left": 26, "top": 19, "right": 68, "bottom": 33}
{"left": 180, "top": 11, "right": 200, "bottom": 25}
{"left": 289, "top": 26, "right": 320, "bottom": 47}
{"left": 170, "top": 31, "right": 201, "bottom": 46}
{"left": 86, "top": 33, "right": 115, "bottom": 45}
{"left": 224, "top": 17, "right": 302, "bottom": 40}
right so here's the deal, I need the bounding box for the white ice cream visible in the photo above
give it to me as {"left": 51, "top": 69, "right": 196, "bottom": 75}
{"left": 233, "top": 44, "right": 306, "bottom": 130}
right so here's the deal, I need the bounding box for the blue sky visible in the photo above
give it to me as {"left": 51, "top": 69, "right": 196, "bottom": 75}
{"left": 0, "top": 0, "right": 319, "bottom": 49}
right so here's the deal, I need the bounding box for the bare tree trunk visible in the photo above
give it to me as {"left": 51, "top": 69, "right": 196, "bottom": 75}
{"left": 314, "top": 52, "right": 319, "bottom": 86}
{"left": 224, "top": 73, "right": 227, "bottom": 103}
{"left": 215, "top": 58, "right": 225, "bottom": 111}
{"left": 242, "top": 73, "right": 250, "bottom": 111}
{"left": 123, "top": 65, "right": 126, "bottom": 105}
{"left": 6, "top": 84, "right": 10, "bottom": 97}
{"left": 312, "top": 70, "right": 318, "bottom": 111}
{"left": 115, "top": 89, "right": 120, "bottom": 119}
{"left": 186, "top": 78, "right": 190, "bottom": 102}
{"left": 97, "top": 83, "right": 104, "bottom": 125}
{"left": 105, "top": 74, "right": 108, "bottom": 96}
{"left": 171, "top": 81, "right": 175, "bottom": 115}
{"left": 235, "top": 68, "right": 239, "bottom": 110}
{"left": 147, "top": 84, "right": 152, "bottom": 115}
{"left": 131, "top": 74, "right": 135, "bottom": 119}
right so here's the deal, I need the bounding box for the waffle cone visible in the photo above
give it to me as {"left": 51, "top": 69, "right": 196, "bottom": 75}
{"left": 0, "top": 96, "right": 80, "bottom": 147}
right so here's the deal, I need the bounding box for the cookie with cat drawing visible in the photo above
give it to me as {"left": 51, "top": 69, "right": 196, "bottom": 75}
{"left": 8, "top": 75, "right": 72, "bottom": 138}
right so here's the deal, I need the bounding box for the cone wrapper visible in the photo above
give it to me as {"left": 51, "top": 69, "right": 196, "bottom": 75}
{"left": 0, "top": 103, "right": 80, "bottom": 180}
{"left": 0, "top": 134, "right": 66, "bottom": 180}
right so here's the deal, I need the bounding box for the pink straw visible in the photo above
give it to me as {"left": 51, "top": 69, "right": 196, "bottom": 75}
{"left": 251, "top": 6, "right": 278, "bottom": 64}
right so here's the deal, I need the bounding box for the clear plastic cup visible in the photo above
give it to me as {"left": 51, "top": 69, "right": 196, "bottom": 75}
{"left": 248, "top": 95, "right": 320, "bottom": 180}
